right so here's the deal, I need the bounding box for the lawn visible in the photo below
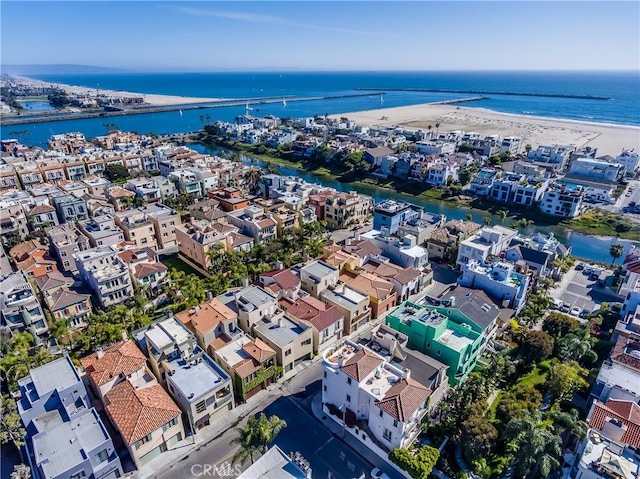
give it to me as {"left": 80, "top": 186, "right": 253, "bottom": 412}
{"left": 516, "top": 360, "right": 551, "bottom": 388}
{"left": 161, "top": 255, "right": 205, "bottom": 278}
{"left": 487, "top": 390, "right": 504, "bottom": 421}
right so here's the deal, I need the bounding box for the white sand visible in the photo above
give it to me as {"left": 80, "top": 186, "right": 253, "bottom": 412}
{"left": 13, "top": 76, "right": 226, "bottom": 106}
{"left": 335, "top": 103, "right": 640, "bottom": 156}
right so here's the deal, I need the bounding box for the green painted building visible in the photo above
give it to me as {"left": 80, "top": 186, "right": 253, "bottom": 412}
{"left": 385, "top": 301, "right": 484, "bottom": 384}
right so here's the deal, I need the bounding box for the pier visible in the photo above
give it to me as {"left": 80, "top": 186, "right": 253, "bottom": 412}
{"left": 0, "top": 92, "right": 384, "bottom": 126}
{"left": 355, "top": 87, "right": 612, "bottom": 101}
{"left": 428, "top": 96, "right": 487, "bottom": 105}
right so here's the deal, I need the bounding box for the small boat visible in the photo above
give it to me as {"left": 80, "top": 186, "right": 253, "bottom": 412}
{"left": 380, "top": 93, "right": 384, "bottom": 103}
{"left": 179, "top": 109, "right": 183, "bottom": 117}
{"left": 283, "top": 99, "right": 287, "bottom": 107}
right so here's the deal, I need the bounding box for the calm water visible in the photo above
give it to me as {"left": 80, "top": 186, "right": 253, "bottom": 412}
{"left": 192, "top": 143, "right": 640, "bottom": 264}
{"left": 16, "top": 100, "right": 55, "bottom": 112}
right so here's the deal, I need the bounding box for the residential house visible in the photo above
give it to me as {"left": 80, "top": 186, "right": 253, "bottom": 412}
{"left": 373, "top": 200, "right": 422, "bottom": 235}
{"left": 617, "top": 149, "right": 640, "bottom": 175}
{"left": 75, "top": 246, "right": 134, "bottom": 307}
{"left": 211, "top": 187, "right": 249, "bottom": 212}
{"left": 175, "top": 220, "right": 244, "bottom": 274}
{"left": 368, "top": 233, "right": 430, "bottom": 271}
{"left": 456, "top": 226, "right": 518, "bottom": 269}
{"left": 363, "top": 146, "right": 394, "bottom": 167}
{"left": 59, "top": 179, "right": 90, "bottom": 198}
{"left": 169, "top": 169, "right": 203, "bottom": 198}
{"left": 592, "top": 336, "right": 640, "bottom": 400}
{"left": 426, "top": 162, "right": 458, "bottom": 186}
{"left": 0, "top": 270, "right": 48, "bottom": 340}
{"left": 0, "top": 191, "right": 30, "bottom": 240}
{"left": 458, "top": 260, "right": 529, "bottom": 313}
{"left": 26, "top": 204, "right": 59, "bottom": 230}
{"left": 36, "top": 158, "right": 66, "bottom": 185}
{"left": 107, "top": 185, "right": 136, "bottom": 211}
{"left": 114, "top": 208, "right": 159, "bottom": 251}
{"left": 214, "top": 335, "right": 278, "bottom": 402}
{"left": 144, "top": 203, "right": 181, "bottom": 250}
{"left": 125, "top": 178, "right": 163, "bottom": 203}
{"left": 47, "top": 223, "right": 91, "bottom": 272}
{"left": 77, "top": 215, "right": 126, "bottom": 248}
{"left": 385, "top": 301, "right": 484, "bottom": 384}
{"left": 299, "top": 260, "right": 340, "bottom": 298}
{"left": 137, "top": 317, "right": 234, "bottom": 432}
{"left": 320, "top": 284, "right": 371, "bottom": 335}
{"left": 396, "top": 213, "right": 446, "bottom": 246}
{"left": 105, "top": 380, "right": 183, "bottom": 468}
{"left": 258, "top": 266, "right": 301, "bottom": 300}
{"left": 338, "top": 269, "right": 397, "bottom": 320}
{"left": 569, "top": 429, "right": 640, "bottom": 479}
{"left": 526, "top": 144, "right": 575, "bottom": 171}
{"left": 35, "top": 271, "right": 92, "bottom": 327}
{"left": 568, "top": 158, "right": 625, "bottom": 182}
{"left": 539, "top": 181, "right": 585, "bottom": 218}
{"left": 118, "top": 247, "right": 169, "bottom": 297}
{"left": 226, "top": 205, "right": 278, "bottom": 243}
{"left": 321, "top": 339, "right": 431, "bottom": 451}
{"left": 176, "top": 298, "right": 243, "bottom": 357}
{"left": 252, "top": 312, "right": 313, "bottom": 375}
{"left": 361, "top": 258, "right": 423, "bottom": 303}
{"left": 80, "top": 340, "right": 152, "bottom": 401}
{"left": 587, "top": 399, "right": 640, "bottom": 448}
{"left": 469, "top": 168, "right": 500, "bottom": 196}
{"left": 15, "top": 161, "right": 44, "bottom": 189}
{"left": 0, "top": 163, "right": 20, "bottom": 190}
{"left": 323, "top": 192, "right": 373, "bottom": 229}
{"left": 280, "top": 294, "right": 344, "bottom": 353}
{"left": 426, "top": 220, "right": 482, "bottom": 262}
{"left": 82, "top": 176, "right": 111, "bottom": 196}
{"left": 500, "top": 136, "right": 522, "bottom": 156}
{"left": 51, "top": 193, "right": 88, "bottom": 222}
{"left": 17, "top": 353, "right": 123, "bottom": 479}
{"left": 10, "top": 239, "right": 58, "bottom": 278}
{"left": 60, "top": 156, "right": 87, "bottom": 181}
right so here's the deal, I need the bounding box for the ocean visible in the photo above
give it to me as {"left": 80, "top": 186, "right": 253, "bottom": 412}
{"left": 5, "top": 71, "right": 638, "bottom": 148}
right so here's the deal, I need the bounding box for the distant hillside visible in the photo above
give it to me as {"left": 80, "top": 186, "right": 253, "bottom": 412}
{"left": 1, "top": 64, "right": 127, "bottom": 75}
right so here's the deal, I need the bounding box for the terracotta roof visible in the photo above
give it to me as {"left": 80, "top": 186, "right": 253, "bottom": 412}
{"left": 260, "top": 269, "right": 300, "bottom": 291}
{"left": 280, "top": 296, "right": 343, "bottom": 332}
{"left": 344, "top": 239, "right": 382, "bottom": 258}
{"left": 340, "top": 270, "right": 395, "bottom": 300}
{"left": 209, "top": 334, "right": 232, "bottom": 352}
{"left": 256, "top": 218, "right": 276, "bottom": 228}
{"left": 133, "top": 262, "right": 168, "bottom": 279}
{"left": 233, "top": 358, "right": 260, "bottom": 379}
{"left": 375, "top": 378, "right": 431, "bottom": 421}
{"left": 81, "top": 340, "right": 148, "bottom": 387}
{"left": 176, "top": 298, "right": 237, "bottom": 336}
{"left": 34, "top": 271, "right": 74, "bottom": 292}
{"left": 105, "top": 381, "right": 180, "bottom": 444}
{"left": 10, "top": 240, "right": 45, "bottom": 261}
{"left": 611, "top": 336, "right": 640, "bottom": 372}
{"left": 588, "top": 399, "right": 640, "bottom": 447}
{"left": 242, "top": 338, "right": 276, "bottom": 364}
{"left": 28, "top": 204, "right": 55, "bottom": 215}
{"left": 108, "top": 186, "right": 135, "bottom": 199}
{"left": 118, "top": 247, "right": 158, "bottom": 264}
{"left": 340, "top": 349, "right": 383, "bottom": 381}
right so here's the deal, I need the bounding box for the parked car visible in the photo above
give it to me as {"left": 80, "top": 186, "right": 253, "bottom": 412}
{"left": 597, "top": 278, "right": 606, "bottom": 287}
{"left": 570, "top": 306, "right": 582, "bottom": 317}
{"left": 580, "top": 309, "right": 591, "bottom": 318}
{"left": 589, "top": 270, "right": 601, "bottom": 281}
{"left": 561, "top": 302, "right": 571, "bottom": 313}
{"left": 575, "top": 262, "right": 585, "bottom": 271}
{"left": 371, "top": 468, "right": 392, "bottom": 479}
{"left": 584, "top": 267, "right": 593, "bottom": 275}
{"left": 553, "top": 299, "right": 563, "bottom": 310}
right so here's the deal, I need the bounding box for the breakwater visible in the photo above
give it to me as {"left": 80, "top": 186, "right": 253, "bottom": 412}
{"left": 356, "top": 87, "right": 612, "bottom": 101}
{"left": 0, "top": 92, "right": 384, "bottom": 126}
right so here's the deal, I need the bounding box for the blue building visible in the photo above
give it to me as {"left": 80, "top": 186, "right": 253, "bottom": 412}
{"left": 373, "top": 199, "right": 422, "bottom": 235}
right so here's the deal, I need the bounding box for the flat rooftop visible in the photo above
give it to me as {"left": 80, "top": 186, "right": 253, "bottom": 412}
{"left": 253, "top": 315, "right": 308, "bottom": 348}
{"left": 437, "top": 329, "right": 475, "bottom": 353}
{"left": 393, "top": 303, "right": 447, "bottom": 327}
{"left": 167, "top": 351, "right": 229, "bottom": 402}
{"left": 321, "top": 286, "right": 367, "bottom": 310}
{"left": 300, "top": 260, "right": 337, "bottom": 280}
{"left": 28, "top": 356, "right": 81, "bottom": 396}
{"left": 145, "top": 317, "right": 192, "bottom": 350}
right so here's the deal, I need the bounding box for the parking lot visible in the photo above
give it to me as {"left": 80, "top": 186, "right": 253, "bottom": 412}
{"left": 549, "top": 264, "right": 623, "bottom": 319}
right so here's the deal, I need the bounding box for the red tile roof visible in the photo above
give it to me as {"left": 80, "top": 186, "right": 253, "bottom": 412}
{"left": 176, "top": 298, "right": 237, "bottom": 336}
{"left": 259, "top": 269, "right": 300, "bottom": 291}
{"left": 242, "top": 338, "right": 276, "bottom": 364}
{"left": 280, "top": 296, "right": 343, "bottom": 332}
{"left": 588, "top": 399, "right": 640, "bottom": 447}
{"left": 375, "top": 378, "right": 431, "bottom": 422}
{"left": 105, "top": 381, "right": 180, "bottom": 445}
{"left": 340, "top": 349, "right": 383, "bottom": 381}
{"left": 611, "top": 336, "right": 640, "bottom": 372}
{"left": 80, "top": 340, "right": 147, "bottom": 387}
{"left": 133, "top": 262, "right": 168, "bottom": 279}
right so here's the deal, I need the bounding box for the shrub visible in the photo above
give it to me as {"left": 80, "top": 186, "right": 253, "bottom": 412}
{"left": 389, "top": 446, "right": 439, "bottom": 479}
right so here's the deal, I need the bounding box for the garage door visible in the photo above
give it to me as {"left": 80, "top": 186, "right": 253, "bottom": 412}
{"left": 139, "top": 442, "right": 167, "bottom": 466}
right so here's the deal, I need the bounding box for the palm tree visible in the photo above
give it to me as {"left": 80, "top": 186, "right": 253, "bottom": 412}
{"left": 465, "top": 213, "right": 473, "bottom": 222}
{"left": 231, "top": 413, "right": 287, "bottom": 464}
{"left": 435, "top": 123, "right": 441, "bottom": 138}
{"left": 498, "top": 210, "right": 509, "bottom": 224}
{"left": 505, "top": 411, "right": 562, "bottom": 478}
{"left": 482, "top": 216, "right": 492, "bottom": 226}
{"left": 609, "top": 243, "right": 624, "bottom": 265}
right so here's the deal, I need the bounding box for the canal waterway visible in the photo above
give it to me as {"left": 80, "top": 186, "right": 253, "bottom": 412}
{"left": 192, "top": 143, "right": 640, "bottom": 264}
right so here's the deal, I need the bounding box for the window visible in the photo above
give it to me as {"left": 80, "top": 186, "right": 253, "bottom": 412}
{"left": 285, "top": 349, "right": 291, "bottom": 357}
{"left": 205, "top": 396, "right": 216, "bottom": 407}
{"left": 162, "top": 417, "right": 178, "bottom": 431}
{"left": 60, "top": 250, "right": 67, "bottom": 257}
{"left": 135, "top": 434, "right": 152, "bottom": 449}
{"left": 347, "top": 378, "right": 352, "bottom": 385}
{"left": 380, "top": 409, "right": 383, "bottom": 418}
{"left": 94, "top": 449, "right": 109, "bottom": 463}
{"left": 301, "top": 338, "right": 311, "bottom": 346}
{"left": 70, "top": 472, "right": 87, "bottom": 479}
{"left": 393, "top": 420, "right": 398, "bottom": 428}
{"left": 436, "top": 350, "right": 441, "bottom": 356}
{"left": 323, "top": 385, "right": 327, "bottom": 392}
{"left": 346, "top": 394, "right": 351, "bottom": 402}
{"left": 195, "top": 401, "right": 206, "bottom": 413}
{"left": 63, "top": 261, "right": 70, "bottom": 268}
{"left": 383, "top": 428, "right": 392, "bottom": 441}
{"left": 323, "top": 371, "right": 327, "bottom": 378}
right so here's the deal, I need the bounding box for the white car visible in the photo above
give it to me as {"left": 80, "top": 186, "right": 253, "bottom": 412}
{"left": 570, "top": 306, "right": 581, "bottom": 317}
{"left": 371, "top": 468, "right": 392, "bottom": 479}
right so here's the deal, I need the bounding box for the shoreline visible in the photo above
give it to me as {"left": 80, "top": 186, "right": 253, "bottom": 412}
{"left": 8, "top": 75, "right": 228, "bottom": 106}
{"left": 330, "top": 103, "right": 640, "bottom": 156}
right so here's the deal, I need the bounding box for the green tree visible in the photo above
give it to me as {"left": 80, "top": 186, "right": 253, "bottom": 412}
{"left": 497, "top": 384, "right": 543, "bottom": 424}
{"left": 609, "top": 243, "right": 624, "bottom": 265}
{"left": 498, "top": 210, "right": 509, "bottom": 224}
{"left": 542, "top": 313, "right": 580, "bottom": 339}
{"left": 504, "top": 412, "right": 561, "bottom": 479}
{"left": 1, "top": 395, "right": 27, "bottom": 462}
{"left": 103, "top": 164, "right": 131, "bottom": 184}
{"left": 547, "top": 360, "right": 589, "bottom": 401}
{"left": 231, "top": 413, "right": 287, "bottom": 465}
{"left": 482, "top": 216, "right": 492, "bottom": 226}
{"left": 389, "top": 446, "right": 439, "bottom": 479}
{"left": 10, "top": 464, "right": 31, "bottom": 479}
{"left": 520, "top": 330, "right": 554, "bottom": 363}
{"left": 461, "top": 414, "right": 498, "bottom": 458}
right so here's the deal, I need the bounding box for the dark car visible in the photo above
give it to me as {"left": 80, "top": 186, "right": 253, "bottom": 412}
{"left": 589, "top": 270, "right": 601, "bottom": 281}
{"left": 597, "top": 278, "right": 606, "bottom": 287}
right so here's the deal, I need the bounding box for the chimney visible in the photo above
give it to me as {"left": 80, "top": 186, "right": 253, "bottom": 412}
{"left": 403, "top": 368, "right": 411, "bottom": 380}
{"left": 121, "top": 330, "right": 128, "bottom": 341}
{"left": 278, "top": 317, "right": 284, "bottom": 328}
{"left": 242, "top": 277, "right": 249, "bottom": 288}
{"left": 96, "top": 348, "right": 104, "bottom": 359}
{"left": 354, "top": 232, "right": 361, "bottom": 241}
{"left": 275, "top": 260, "right": 283, "bottom": 270}
{"left": 206, "top": 291, "right": 213, "bottom": 301}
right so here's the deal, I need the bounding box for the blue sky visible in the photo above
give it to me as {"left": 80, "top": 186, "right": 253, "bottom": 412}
{"left": 2, "top": 1, "right": 639, "bottom": 71}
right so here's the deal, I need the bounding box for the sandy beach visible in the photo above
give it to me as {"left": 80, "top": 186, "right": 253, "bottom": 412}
{"left": 334, "top": 103, "right": 640, "bottom": 156}
{"left": 13, "top": 76, "right": 227, "bottom": 106}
